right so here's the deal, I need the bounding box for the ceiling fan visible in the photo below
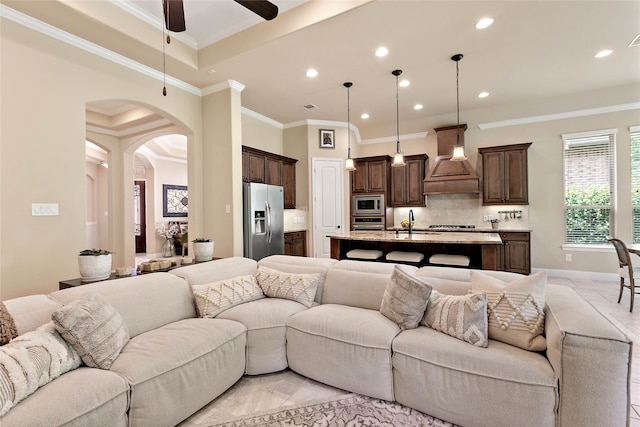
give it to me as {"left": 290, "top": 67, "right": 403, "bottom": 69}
{"left": 162, "top": 0, "right": 279, "bottom": 33}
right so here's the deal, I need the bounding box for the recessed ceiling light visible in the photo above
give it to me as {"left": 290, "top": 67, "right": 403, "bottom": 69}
{"left": 595, "top": 49, "right": 613, "bottom": 58}
{"left": 478, "top": 92, "right": 490, "bottom": 98}
{"left": 475, "top": 17, "right": 494, "bottom": 29}
{"left": 399, "top": 79, "right": 410, "bottom": 88}
{"left": 306, "top": 69, "right": 318, "bottom": 77}
{"left": 361, "top": 113, "right": 370, "bottom": 119}
{"left": 375, "top": 47, "right": 389, "bottom": 57}
{"left": 414, "top": 104, "right": 423, "bottom": 110}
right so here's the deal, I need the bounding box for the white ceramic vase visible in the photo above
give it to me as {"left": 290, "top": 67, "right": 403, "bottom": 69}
{"left": 78, "top": 253, "right": 112, "bottom": 282}
{"left": 193, "top": 241, "right": 214, "bottom": 262}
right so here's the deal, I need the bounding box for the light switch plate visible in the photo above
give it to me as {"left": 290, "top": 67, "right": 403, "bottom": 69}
{"left": 32, "top": 203, "right": 59, "bottom": 216}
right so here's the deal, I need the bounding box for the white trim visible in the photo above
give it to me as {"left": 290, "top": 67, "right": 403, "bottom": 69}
{"left": 534, "top": 267, "right": 618, "bottom": 282}
{"left": 561, "top": 244, "right": 614, "bottom": 252}
{"left": 201, "top": 80, "right": 245, "bottom": 96}
{"left": 562, "top": 128, "right": 618, "bottom": 140}
{"left": 478, "top": 103, "right": 640, "bottom": 130}
{"left": 630, "top": 125, "right": 640, "bottom": 133}
{"left": 241, "top": 108, "right": 284, "bottom": 129}
{"left": 136, "top": 146, "right": 187, "bottom": 164}
{"left": 87, "top": 117, "right": 173, "bottom": 138}
{"left": 0, "top": 4, "right": 201, "bottom": 96}
{"left": 360, "top": 132, "right": 428, "bottom": 145}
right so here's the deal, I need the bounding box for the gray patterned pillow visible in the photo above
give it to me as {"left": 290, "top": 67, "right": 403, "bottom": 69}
{"left": 192, "top": 274, "right": 265, "bottom": 317}
{"left": 254, "top": 266, "right": 320, "bottom": 308}
{"left": 422, "top": 290, "right": 488, "bottom": 347}
{"left": 380, "top": 265, "right": 432, "bottom": 329}
{"left": 52, "top": 292, "right": 129, "bottom": 370}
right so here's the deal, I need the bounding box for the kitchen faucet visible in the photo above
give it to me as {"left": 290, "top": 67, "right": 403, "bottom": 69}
{"left": 408, "top": 209, "right": 414, "bottom": 234}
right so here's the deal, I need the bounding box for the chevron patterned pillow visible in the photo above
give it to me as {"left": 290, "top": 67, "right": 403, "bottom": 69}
{"left": 192, "top": 275, "right": 265, "bottom": 318}
{"left": 470, "top": 270, "right": 547, "bottom": 351}
{"left": 254, "top": 266, "right": 320, "bottom": 308}
{"left": 422, "top": 290, "right": 488, "bottom": 347}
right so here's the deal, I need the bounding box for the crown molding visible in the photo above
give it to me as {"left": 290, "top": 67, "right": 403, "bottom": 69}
{"left": 478, "top": 102, "right": 640, "bottom": 130}
{"left": 0, "top": 4, "right": 201, "bottom": 96}
{"left": 360, "top": 132, "right": 428, "bottom": 145}
{"left": 201, "top": 80, "right": 246, "bottom": 96}
{"left": 241, "top": 108, "right": 284, "bottom": 129}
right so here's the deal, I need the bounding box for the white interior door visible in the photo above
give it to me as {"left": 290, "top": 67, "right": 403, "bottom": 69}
{"left": 312, "top": 158, "right": 344, "bottom": 258}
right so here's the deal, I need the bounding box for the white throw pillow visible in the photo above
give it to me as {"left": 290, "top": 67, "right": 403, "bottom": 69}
{"left": 192, "top": 274, "right": 265, "bottom": 318}
{"left": 380, "top": 265, "right": 432, "bottom": 330}
{"left": 422, "top": 290, "right": 488, "bottom": 347}
{"left": 254, "top": 266, "right": 320, "bottom": 308}
{"left": 470, "top": 270, "right": 547, "bottom": 351}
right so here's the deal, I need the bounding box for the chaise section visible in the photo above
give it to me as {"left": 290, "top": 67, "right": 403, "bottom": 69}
{"left": 393, "top": 327, "right": 558, "bottom": 427}
{"left": 287, "top": 304, "right": 400, "bottom": 401}
{"left": 110, "top": 318, "right": 246, "bottom": 427}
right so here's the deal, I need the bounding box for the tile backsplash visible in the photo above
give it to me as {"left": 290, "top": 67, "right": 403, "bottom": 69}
{"left": 284, "top": 207, "right": 308, "bottom": 232}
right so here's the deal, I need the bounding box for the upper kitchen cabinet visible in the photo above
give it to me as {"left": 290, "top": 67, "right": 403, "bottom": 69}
{"left": 390, "top": 154, "right": 428, "bottom": 207}
{"left": 242, "top": 146, "right": 298, "bottom": 209}
{"left": 478, "top": 143, "right": 532, "bottom": 205}
{"left": 351, "top": 156, "right": 390, "bottom": 194}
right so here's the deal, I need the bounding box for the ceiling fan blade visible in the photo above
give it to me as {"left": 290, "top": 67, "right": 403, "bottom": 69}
{"left": 234, "top": 0, "right": 279, "bottom": 21}
{"left": 162, "top": 0, "right": 186, "bottom": 32}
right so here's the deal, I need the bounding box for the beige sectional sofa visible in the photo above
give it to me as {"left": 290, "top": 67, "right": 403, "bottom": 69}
{"left": 0, "top": 255, "right": 632, "bottom": 427}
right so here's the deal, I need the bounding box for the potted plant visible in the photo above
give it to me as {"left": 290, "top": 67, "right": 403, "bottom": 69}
{"left": 192, "top": 238, "right": 214, "bottom": 262}
{"left": 490, "top": 218, "right": 500, "bottom": 230}
{"left": 78, "top": 249, "right": 113, "bottom": 282}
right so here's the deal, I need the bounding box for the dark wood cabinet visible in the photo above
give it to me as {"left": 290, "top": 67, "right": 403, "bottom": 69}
{"left": 242, "top": 146, "right": 297, "bottom": 209}
{"left": 351, "top": 156, "right": 390, "bottom": 195}
{"left": 284, "top": 231, "right": 307, "bottom": 257}
{"left": 497, "top": 231, "right": 531, "bottom": 274}
{"left": 479, "top": 143, "right": 531, "bottom": 205}
{"left": 390, "top": 154, "right": 428, "bottom": 207}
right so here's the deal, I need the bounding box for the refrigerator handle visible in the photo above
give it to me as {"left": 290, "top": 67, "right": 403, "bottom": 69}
{"left": 265, "top": 201, "right": 272, "bottom": 243}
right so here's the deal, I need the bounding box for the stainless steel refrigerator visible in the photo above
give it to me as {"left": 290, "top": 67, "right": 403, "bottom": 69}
{"left": 243, "top": 182, "right": 285, "bottom": 260}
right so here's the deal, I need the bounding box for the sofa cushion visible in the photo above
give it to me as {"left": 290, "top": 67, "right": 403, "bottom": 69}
{"left": 50, "top": 272, "right": 195, "bottom": 338}
{"left": 471, "top": 270, "right": 547, "bottom": 351}
{"left": 0, "top": 366, "right": 129, "bottom": 426}
{"left": 421, "top": 290, "right": 488, "bottom": 347}
{"left": 192, "top": 274, "right": 265, "bottom": 318}
{"left": 3, "top": 295, "right": 63, "bottom": 335}
{"left": 0, "top": 302, "right": 17, "bottom": 345}
{"left": 415, "top": 266, "right": 524, "bottom": 295}
{"left": 287, "top": 304, "right": 400, "bottom": 401}
{"left": 52, "top": 292, "right": 129, "bottom": 370}
{"left": 170, "top": 256, "right": 258, "bottom": 286}
{"left": 0, "top": 323, "right": 81, "bottom": 416}
{"left": 110, "top": 318, "right": 246, "bottom": 427}
{"left": 380, "top": 265, "right": 432, "bottom": 330}
{"left": 254, "top": 266, "right": 319, "bottom": 308}
{"left": 392, "top": 326, "right": 558, "bottom": 427}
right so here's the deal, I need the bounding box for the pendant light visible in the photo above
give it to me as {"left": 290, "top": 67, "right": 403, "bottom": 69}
{"left": 344, "top": 82, "right": 356, "bottom": 171}
{"left": 450, "top": 54, "right": 467, "bottom": 161}
{"left": 391, "top": 69, "right": 406, "bottom": 167}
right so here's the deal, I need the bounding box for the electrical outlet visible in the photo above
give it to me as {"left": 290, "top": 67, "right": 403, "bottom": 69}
{"left": 483, "top": 215, "right": 489, "bottom": 222}
{"left": 565, "top": 254, "right": 572, "bottom": 262}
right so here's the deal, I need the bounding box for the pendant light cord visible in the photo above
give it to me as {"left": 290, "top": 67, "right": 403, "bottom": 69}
{"left": 347, "top": 85, "right": 351, "bottom": 157}
{"left": 456, "top": 59, "right": 460, "bottom": 144}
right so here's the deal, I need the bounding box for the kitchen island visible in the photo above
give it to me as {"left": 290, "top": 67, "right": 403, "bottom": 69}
{"left": 329, "top": 230, "right": 503, "bottom": 270}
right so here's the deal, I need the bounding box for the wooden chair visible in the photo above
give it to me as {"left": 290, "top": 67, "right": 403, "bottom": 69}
{"left": 607, "top": 237, "right": 640, "bottom": 312}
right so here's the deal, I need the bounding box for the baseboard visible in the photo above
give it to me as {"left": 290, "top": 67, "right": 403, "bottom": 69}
{"left": 532, "top": 267, "right": 618, "bottom": 282}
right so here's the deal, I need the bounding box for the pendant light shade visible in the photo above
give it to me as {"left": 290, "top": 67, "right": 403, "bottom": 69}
{"left": 450, "top": 54, "right": 467, "bottom": 161}
{"left": 344, "top": 82, "right": 356, "bottom": 171}
{"left": 391, "top": 69, "right": 405, "bottom": 167}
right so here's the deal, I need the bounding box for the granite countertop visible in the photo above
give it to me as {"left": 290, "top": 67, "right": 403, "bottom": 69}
{"left": 329, "top": 230, "right": 502, "bottom": 245}
{"left": 387, "top": 227, "right": 532, "bottom": 233}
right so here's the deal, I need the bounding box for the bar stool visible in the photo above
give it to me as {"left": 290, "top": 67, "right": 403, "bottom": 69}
{"left": 346, "top": 249, "right": 383, "bottom": 261}
{"left": 386, "top": 251, "right": 425, "bottom": 266}
{"left": 429, "top": 254, "right": 471, "bottom": 267}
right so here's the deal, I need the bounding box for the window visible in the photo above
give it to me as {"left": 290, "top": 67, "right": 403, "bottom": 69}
{"left": 632, "top": 129, "right": 640, "bottom": 242}
{"left": 563, "top": 130, "right": 616, "bottom": 245}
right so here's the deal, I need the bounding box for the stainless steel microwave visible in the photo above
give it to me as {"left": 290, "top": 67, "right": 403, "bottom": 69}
{"left": 352, "top": 194, "right": 384, "bottom": 216}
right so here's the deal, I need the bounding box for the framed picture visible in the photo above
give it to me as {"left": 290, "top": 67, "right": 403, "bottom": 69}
{"left": 163, "top": 184, "right": 188, "bottom": 217}
{"left": 319, "top": 129, "right": 335, "bottom": 149}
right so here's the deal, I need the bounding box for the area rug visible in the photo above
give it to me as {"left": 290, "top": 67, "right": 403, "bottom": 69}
{"left": 207, "top": 393, "right": 457, "bottom": 427}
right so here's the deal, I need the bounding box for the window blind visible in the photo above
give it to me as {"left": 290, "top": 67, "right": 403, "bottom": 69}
{"left": 563, "top": 132, "right": 614, "bottom": 244}
{"left": 631, "top": 131, "right": 640, "bottom": 242}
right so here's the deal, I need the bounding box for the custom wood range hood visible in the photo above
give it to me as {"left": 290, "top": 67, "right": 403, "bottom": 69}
{"left": 423, "top": 124, "right": 479, "bottom": 195}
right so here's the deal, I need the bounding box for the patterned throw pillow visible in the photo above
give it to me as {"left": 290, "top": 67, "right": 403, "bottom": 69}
{"left": 52, "top": 292, "right": 129, "bottom": 370}
{"left": 0, "top": 322, "right": 81, "bottom": 416}
{"left": 422, "top": 290, "right": 488, "bottom": 347}
{"left": 470, "top": 270, "right": 547, "bottom": 351}
{"left": 380, "top": 265, "right": 432, "bottom": 330}
{"left": 0, "top": 302, "right": 18, "bottom": 345}
{"left": 192, "top": 274, "right": 265, "bottom": 318}
{"left": 254, "top": 266, "right": 320, "bottom": 308}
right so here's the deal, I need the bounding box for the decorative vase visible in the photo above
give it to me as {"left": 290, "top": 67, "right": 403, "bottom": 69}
{"left": 162, "top": 238, "right": 174, "bottom": 258}
{"left": 193, "top": 241, "right": 214, "bottom": 262}
{"left": 78, "top": 254, "right": 112, "bottom": 282}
